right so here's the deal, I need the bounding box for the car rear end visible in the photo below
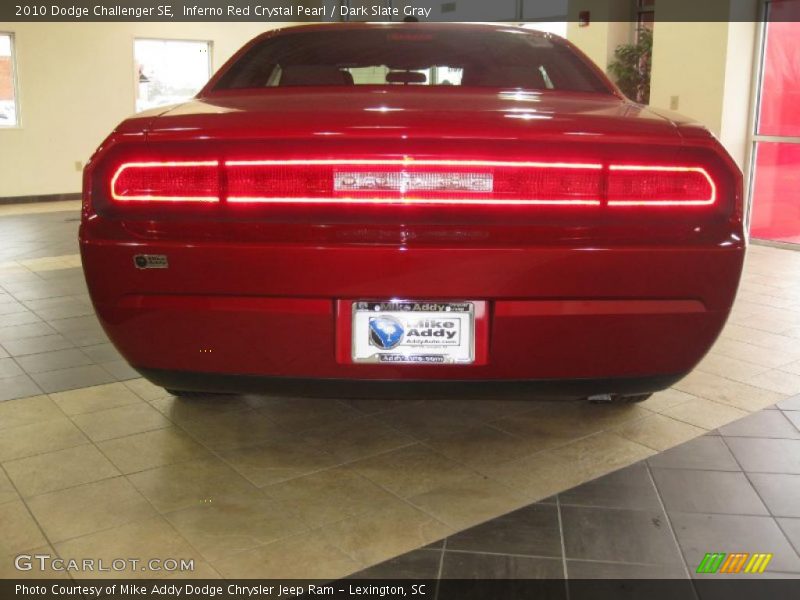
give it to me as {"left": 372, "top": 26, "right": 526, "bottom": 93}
{"left": 79, "top": 24, "right": 745, "bottom": 396}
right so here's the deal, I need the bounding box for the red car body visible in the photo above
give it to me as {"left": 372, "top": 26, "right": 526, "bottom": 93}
{"left": 80, "top": 23, "right": 745, "bottom": 397}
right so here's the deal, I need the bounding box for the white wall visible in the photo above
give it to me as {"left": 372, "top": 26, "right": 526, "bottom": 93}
{"left": 720, "top": 20, "right": 758, "bottom": 169}
{"left": 564, "top": 0, "right": 759, "bottom": 170}
{"left": 566, "top": 0, "right": 633, "bottom": 70}
{"left": 649, "top": 19, "right": 758, "bottom": 168}
{"left": 649, "top": 22, "right": 731, "bottom": 134}
{"left": 0, "top": 22, "right": 295, "bottom": 198}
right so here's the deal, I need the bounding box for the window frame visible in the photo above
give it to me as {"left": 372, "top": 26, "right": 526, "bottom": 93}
{"left": 132, "top": 37, "right": 213, "bottom": 114}
{"left": 0, "top": 31, "right": 21, "bottom": 129}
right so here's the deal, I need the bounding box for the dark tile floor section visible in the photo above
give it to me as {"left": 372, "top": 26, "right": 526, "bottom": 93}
{"left": 0, "top": 211, "right": 139, "bottom": 398}
{"left": 353, "top": 396, "right": 800, "bottom": 581}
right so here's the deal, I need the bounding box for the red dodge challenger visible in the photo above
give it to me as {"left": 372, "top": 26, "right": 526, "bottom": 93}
{"left": 80, "top": 23, "right": 745, "bottom": 401}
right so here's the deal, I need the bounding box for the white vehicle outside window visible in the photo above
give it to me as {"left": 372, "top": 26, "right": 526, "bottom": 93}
{"left": 135, "top": 39, "right": 211, "bottom": 113}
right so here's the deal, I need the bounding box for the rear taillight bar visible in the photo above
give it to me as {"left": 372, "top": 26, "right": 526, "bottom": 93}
{"left": 109, "top": 159, "right": 716, "bottom": 207}
{"left": 225, "top": 159, "right": 604, "bottom": 206}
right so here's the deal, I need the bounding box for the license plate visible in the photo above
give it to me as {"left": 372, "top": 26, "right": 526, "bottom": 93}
{"left": 351, "top": 301, "right": 475, "bottom": 364}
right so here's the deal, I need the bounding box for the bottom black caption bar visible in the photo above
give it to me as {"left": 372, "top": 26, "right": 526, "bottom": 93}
{"left": 5, "top": 580, "right": 800, "bottom": 600}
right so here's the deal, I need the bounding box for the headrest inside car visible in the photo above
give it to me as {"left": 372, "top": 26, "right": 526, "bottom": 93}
{"left": 386, "top": 71, "right": 427, "bottom": 84}
{"left": 280, "top": 65, "right": 354, "bottom": 86}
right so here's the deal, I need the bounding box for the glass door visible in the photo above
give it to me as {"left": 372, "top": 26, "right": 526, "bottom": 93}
{"left": 749, "top": 1, "right": 800, "bottom": 244}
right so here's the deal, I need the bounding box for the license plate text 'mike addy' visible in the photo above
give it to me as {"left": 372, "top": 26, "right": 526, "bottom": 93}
{"left": 401, "top": 317, "right": 460, "bottom": 344}
{"left": 351, "top": 301, "right": 474, "bottom": 364}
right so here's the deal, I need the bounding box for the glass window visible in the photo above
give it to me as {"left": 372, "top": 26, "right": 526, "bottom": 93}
{"left": 213, "top": 29, "right": 612, "bottom": 94}
{"left": 0, "top": 33, "right": 19, "bottom": 127}
{"left": 756, "top": 15, "right": 800, "bottom": 137}
{"left": 135, "top": 39, "right": 211, "bottom": 112}
{"left": 748, "top": 6, "right": 800, "bottom": 244}
{"left": 635, "top": 0, "right": 655, "bottom": 37}
{"left": 750, "top": 142, "right": 800, "bottom": 244}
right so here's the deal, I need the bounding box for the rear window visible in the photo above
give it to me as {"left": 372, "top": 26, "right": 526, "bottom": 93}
{"left": 213, "top": 28, "right": 612, "bottom": 94}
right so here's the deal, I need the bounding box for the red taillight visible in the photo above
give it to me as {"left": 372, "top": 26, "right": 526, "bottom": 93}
{"left": 225, "top": 160, "right": 604, "bottom": 206}
{"left": 607, "top": 166, "right": 715, "bottom": 206}
{"left": 111, "top": 161, "right": 220, "bottom": 203}
{"left": 106, "top": 159, "right": 716, "bottom": 208}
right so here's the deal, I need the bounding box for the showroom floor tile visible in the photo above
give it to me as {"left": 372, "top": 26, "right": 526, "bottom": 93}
{"left": 2, "top": 205, "right": 800, "bottom": 579}
{"left": 354, "top": 401, "right": 800, "bottom": 582}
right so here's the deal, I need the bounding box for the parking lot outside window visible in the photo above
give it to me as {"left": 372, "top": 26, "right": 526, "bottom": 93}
{"left": 0, "top": 33, "right": 20, "bottom": 127}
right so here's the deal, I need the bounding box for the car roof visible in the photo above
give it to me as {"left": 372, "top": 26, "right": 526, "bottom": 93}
{"left": 261, "top": 21, "right": 555, "bottom": 40}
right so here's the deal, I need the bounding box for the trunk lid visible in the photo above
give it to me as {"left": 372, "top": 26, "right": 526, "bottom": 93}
{"left": 144, "top": 88, "right": 682, "bottom": 146}
{"left": 89, "top": 89, "right": 741, "bottom": 249}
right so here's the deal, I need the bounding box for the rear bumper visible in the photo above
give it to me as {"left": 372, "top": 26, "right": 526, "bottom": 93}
{"left": 138, "top": 369, "right": 685, "bottom": 398}
{"left": 80, "top": 239, "right": 744, "bottom": 388}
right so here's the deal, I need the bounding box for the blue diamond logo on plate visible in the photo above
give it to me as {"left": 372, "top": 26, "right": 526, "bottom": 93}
{"left": 368, "top": 315, "right": 404, "bottom": 350}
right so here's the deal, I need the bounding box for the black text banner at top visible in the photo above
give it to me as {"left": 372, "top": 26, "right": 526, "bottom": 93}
{"left": 3, "top": 0, "right": 800, "bottom": 22}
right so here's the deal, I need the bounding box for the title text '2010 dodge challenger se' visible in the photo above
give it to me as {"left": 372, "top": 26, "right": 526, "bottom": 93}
{"left": 80, "top": 23, "right": 745, "bottom": 401}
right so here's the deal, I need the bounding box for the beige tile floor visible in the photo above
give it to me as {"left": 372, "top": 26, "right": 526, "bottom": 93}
{"left": 0, "top": 200, "right": 82, "bottom": 219}
{"left": 3, "top": 236, "right": 800, "bottom": 580}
